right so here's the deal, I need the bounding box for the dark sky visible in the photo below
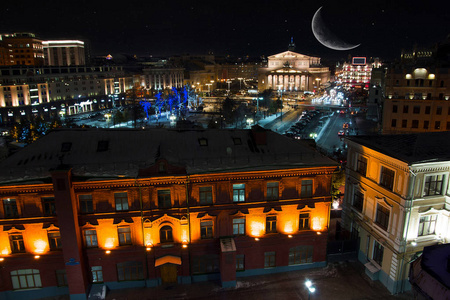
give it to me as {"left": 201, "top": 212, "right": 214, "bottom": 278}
{"left": 1, "top": 0, "right": 448, "bottom": 61}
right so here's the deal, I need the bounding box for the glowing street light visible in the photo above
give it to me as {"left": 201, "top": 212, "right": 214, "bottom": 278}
{"left": 305, "top": 280, "right": 316, "bottom": 300}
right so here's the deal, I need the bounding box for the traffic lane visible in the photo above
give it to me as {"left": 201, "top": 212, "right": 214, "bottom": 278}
{"left": 317, "top": 113, "right": 351, "bottom": 151}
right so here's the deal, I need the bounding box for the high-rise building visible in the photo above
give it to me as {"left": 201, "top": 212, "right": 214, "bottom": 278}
{"left": 42, "top": 40, "right": 86, "bottom": 66}
{"left": 0, "top": 33, "right": 44, "bottom": 66}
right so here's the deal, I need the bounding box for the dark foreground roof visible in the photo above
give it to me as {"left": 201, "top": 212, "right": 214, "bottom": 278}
{"left": 346, "top": 131, "right": 450, "bottom": 164}
{"left": 0, "top": 127, "right": 336, "bottom": 183}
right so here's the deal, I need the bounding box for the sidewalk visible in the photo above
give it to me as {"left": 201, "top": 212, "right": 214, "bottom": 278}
{"left": 104, "top": 260, "right": 414, "bottom": 300}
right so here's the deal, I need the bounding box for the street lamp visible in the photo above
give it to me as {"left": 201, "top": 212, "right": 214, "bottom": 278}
{"left": 305, "top": 280, "right": 316, "bottom": 300}
{"left": 238, "top": 77, "right": 243, "bottom": 92}
{"left": 227, "top": 80, "right": 232, "bottom": 95}
{"left": 206, "top": 83, "right": 212, "bottom": 97}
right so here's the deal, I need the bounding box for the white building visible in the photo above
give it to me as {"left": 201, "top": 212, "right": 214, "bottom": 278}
{"left": 42, "top": 40, "right": 86, "bottom": 66}
{"left": 342, "top": 132, "right": 450, "bottom": 294}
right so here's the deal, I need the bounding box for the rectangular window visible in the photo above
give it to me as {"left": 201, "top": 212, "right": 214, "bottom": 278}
{"left": 236, "top": 254, "right": 245, "bottom": 271}
{"left": 402, "top": 119, "right": 407, "bottom": 128}
{"left": 380, "top": 166, "right": 395, "bottom": 191}
{"left": 42, "top": 197, "right": 56, "bottom": 216}
{"left": 423, "top": 174, "right": 444, "bottom": 196}
{"left": 91, "top": 266, "right": 103, "bottom": 283}
{"left": 435, "top": 121, "right": 441, "bottom": 130}
{"left": 418, "top": 215, "right": 437, "bottom": 236}
{"left": 9, "top": 233, "right": 25, "bottom": 253}
{"left": 356, "top": 156, "right": 367, "bottom": 176}
{"left": 424, "top": 120, "right": 429, "bottom": 129}
{"left": 288, "top": 245, "right": 313, "bottom": 265}
{"left": 373, "top": 241, "right": 384, "bottom": 267}
{"left": 158, "top": 189, "right": 171, "bottom": 208}
{"left": 3, "top": 198, "right": 18, "bottom": 218}
{"left": 412, "top": 120, "right": 419, "bottom": 128}
{"left": 375, "top": 204, "right": 390, "bottom": 231}
{"left": 233, "top": 184, "right": 245, "bottom": 202}
{"left": 199, "top": 186, "right": 213, "bottom": 205}
{"left": 266, "top": 182, "right": 279, "bottom": 200}
{"left": 403, "top": 105, "right": 409, "bottom": 113}
{"left": 233, "top": 218, "right": 245, "bottom": 235}
{"left": 192, "top": 255, "right": 219, "bottom": 274}
{"left": 11, "top": 269, "right": 42, "bottom": 289}
{"left": 118, "top": 226, "right": 132, "bottom": 246}
{"left": 413, "top": 106, "right": 420, "bottom": 114}
{"left": 264, "top": 251, "right": 276, "bottom": 268}
{"left": 200, "top": 220, "right": 214, "bottom": 239}
{"left": 84, "top": 229, "right": 98, "bottom": 248}
{"left": 48, "top": 231, "right": 62, "bottom": 250}
{"left": 391, "top": 119, "right": 397, "bottom": 128}
{"left": 117, "top": 261, "right": 144, "bottom": 281}
{"left": 55, "top": 270, "right": 67, "bottom": 286}
{"left": 392, "top": 105, "right": 397, "bottom": 113}
{"left": 425, "top": 106, "right": 431, "bottom": 114}
{"left": 447, "top": 122, "right": 450, "bottom": 130}
{"left": 79, "top": 194, "right": 93, "bottom": 213}
{"left": 299, "top": 213, "right": 310, "bottom": 230}
{"left": 353, "top": 190, "right": 364, "bottom": 212}
{"left": 266, "top": 216, "right": 277, "bottom": 233}
{"left": 436, "top": 106, "right": 442, "bottom": 115}
{"left": 301, "top": 180, "right": 313, "bottom": 198}
{"left": 114, "top": 192, "right": 128, "bottom": 211}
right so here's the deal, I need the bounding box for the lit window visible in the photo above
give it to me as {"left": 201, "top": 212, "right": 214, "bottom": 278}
{"left": 423, "top": 175, "right": 444, "bottom": 196}
{"left": 91, "top": 266, "right": 103, "bottom": 283}
{"left": 84, "top": 229, "right": 98, "bottom": 248}
{"left": 160, "top": 225, "right": 173, "bottom": 243}
{"left": 233, "top": 218, "right": 245, "bottom": 235}
{"left": 118, "top": 226, "right": 132, "bottom": 245}
{"left": 418, "top": 215, "right": 437, "bottom": 236}
{"left": 299, "top": 213, "right": 310, "bottom": 230}
{"left": 114, "top": 192, "right": 128, "bottom": 211}
{"left": 233, "top": 184, "right": 245, "bottom": 202}
{"left": 266, "top": 216, "right": 277, "bottom": 233}
{"left": 11, "top": 269, "right": 41, "bottom": 289}
{"left": 266, "top": 182, "right": 279, "bottom": 200}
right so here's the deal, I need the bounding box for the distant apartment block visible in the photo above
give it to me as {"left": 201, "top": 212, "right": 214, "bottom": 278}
{"left": 0, "top": 33, "right": 44, "bottom": 66}
{"left": 43, "top": 40, "right": 86, "bottom": 66}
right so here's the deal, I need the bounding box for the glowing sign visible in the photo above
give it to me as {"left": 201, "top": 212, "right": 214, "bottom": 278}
{"left": 352, "top": 57, "right": 366, "bottom": 65}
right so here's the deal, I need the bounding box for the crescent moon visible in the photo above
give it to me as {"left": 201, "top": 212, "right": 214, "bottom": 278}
{"left": 311, "top": 6, "right": 360, "bottom": 51}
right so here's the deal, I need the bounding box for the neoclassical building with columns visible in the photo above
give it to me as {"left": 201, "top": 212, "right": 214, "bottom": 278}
{"left": 258, "top": 50, "right": 330, "bottom": 93}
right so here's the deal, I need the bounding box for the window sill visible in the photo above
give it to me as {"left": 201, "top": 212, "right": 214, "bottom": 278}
{"left": 364, "top": 260, "right": 381, "bottom": 274}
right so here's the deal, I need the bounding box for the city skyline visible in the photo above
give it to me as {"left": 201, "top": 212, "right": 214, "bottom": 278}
{"left": 1, "top": 0, "right": 448, "bottom": 60}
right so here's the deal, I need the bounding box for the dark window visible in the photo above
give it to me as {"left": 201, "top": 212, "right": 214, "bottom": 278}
{"left": 236, "top": 255, "right": 245, "bottom": 271}
{"left": 9, "top": 233, "right": 25, "bottom": 253}
{"left": 301, "top": 180, "right": 313, "bottom": 198}
{"left": 233, "top": 184, "right": 245, "bottom": 202}
{"left": 392, "top": 105, "right": 398, "bottom": 113}
{"left": 289, "top": 245, "right": 313, "bottom": 265}
{"left": 233, "top": 138, "right": 242, "bottom": 145}
{"left": 233, "top": 218, "right": 245, "bottom": 235}
{"left": 425, "top": 106, "right": 431, "bottom": 114}
{"left": 424, "top": 121, "right": 429, "bottom": 129}
{"left": 402, "top": 120, "right": 407, "bottom": 128}
{"left": 48, "top": 231, "right": 62, "bottom": 250}
{"left": 266, "top": 182, "right": 279, "bottom": 200}
{"left": 266, "top": 216, "right": 277, "bottom": 233}
{"left": 79, "top": 194, "right": 93, "bottom": 213}
{"left": 413, "top": 106, "right": 420, "bottom": 114}
{"left": 91, "top": 266, "right": 103, "bottom": 283}
{"left": 437, "top": 106, "right": 442, "bottom": 115}
{"left": 412, "top": 120, "right": 419, "bottom": 128}
{"left": 403, "top": 105, "right": 409, "bottom": 113}
{"left": 192, "top": 255, "right": 219, "bottom": 274}
{"left": 3, "top": 198, "right": 18, "bottom": 218}
{"left": 391, "top": 119, "right": 397, "bottom": 128}
{"left": 418, "top": 215, "right": 437, "bottom": 236}
{"left": 199, "top": 186, "right": 213, "bottom": 205}
{"left": 158, "top": 190, "right": 171, "bottom": 208}
{"left": 375, "top": 204, "right": 390, "bottom": 231}
{"left": 264, "top": 251, "right": 276, "bottom": 268}
{"left": 55, "top": 270, "right": 67, "bottom": 286}
{"left": 160, "top": 225, "right": 173, "bottom": 243}
{"left": 198, "top": 138, "right": 208, "bottom": 146}
{"left": 356, "top": 156, "right": 367, "bottom": 176}
{"left": 447, "top": 122, "right": 450, "bottom": 130}
{"left": 380, "top": 166, "right": 395, "bottom": 191}
{"left": 114, "top": 192, "right": 128, "bottom": 211}
{"left": 435, "top": 121, "right": 441, "bottom": 130}
{"left": 423, "top": 175, "right": 444, "bottom": 196}
{"left": 84, "top": 229, "right": 98, "bottom": 247}
{"left": 200, "top": 220, "right": 213, "bottom": 239}
{"left": 42, "top": 197, "right": 56, "bottom": 216}
{"left": 406, "top": 80, "right": 410, "bottom": 86}
{"left": 117, "top": 261, "right": 143, "bottom": 281}
{"left": 353, "top": 190, "right": 364, "bottom": 212}
{"left": 373, "top": 241, "right": 384, "bottom": 267}
{"left": 299, "top": 213, "right": 310, "bottom": 230}
{"left": 118, "top": 226, "right": 132, "bottom": 245}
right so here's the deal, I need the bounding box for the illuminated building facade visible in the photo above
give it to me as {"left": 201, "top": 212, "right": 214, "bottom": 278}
{"left": 342, "top": 132, "right": 450, "bottom": 294}
{"left": 43, "top": 40, "right": 86, "bottom": 66}
{"left": 141, "top": 67, "right": 184, "bottom": 91}
{"left": 335, "top": 57, "right": 381, "bottom": 90}
{"left": 258, "top": 50, "right": 330, "bottom": 93}
{"left": 0, "top": 127, "right": 336, "bottom": 300}
{"left": 0, "top": 33, "right": 44, "bottom": 66}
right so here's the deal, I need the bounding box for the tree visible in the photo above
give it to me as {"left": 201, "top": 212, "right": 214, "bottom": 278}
{"left": 113, "top": 111, "right": 125, "bottom": 125}
{"left": 331, "top": 169, "right": 346, "bottom": 199}
{"left": 258, "top": 89, "right": 273, "bottom": 108}
{"left": 221, "top": 97, "right": 236, "bottom": 125}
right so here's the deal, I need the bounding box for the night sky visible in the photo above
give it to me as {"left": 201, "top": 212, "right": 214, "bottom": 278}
{"left": 1, "top": 0, "right": 448, "bottom": 60}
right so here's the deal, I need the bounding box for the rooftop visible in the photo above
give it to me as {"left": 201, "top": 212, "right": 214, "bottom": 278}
{"left": 0, "top": 127, "right": 336, "bottom": 183}
{"left": 346, "top": 132, "right": 450, "bottom": 165}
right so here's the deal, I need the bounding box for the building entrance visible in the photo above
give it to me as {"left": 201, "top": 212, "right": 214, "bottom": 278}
{"left": 160, "top": 263, "right": 178, "bottom": 284}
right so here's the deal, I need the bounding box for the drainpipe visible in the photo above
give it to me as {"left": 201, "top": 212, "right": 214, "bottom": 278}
{"left": 396, "top": 168, "right": 416, "bottom": 294}
{"left": 185, "top": 175, "right": 192, "bottom": 280}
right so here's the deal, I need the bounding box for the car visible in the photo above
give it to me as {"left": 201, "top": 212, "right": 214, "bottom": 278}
{"left": 342, "top": 122, "right": 349, "bottom": 129}
{"left": 338, "top": 130, "right": 345, "bottom": 136}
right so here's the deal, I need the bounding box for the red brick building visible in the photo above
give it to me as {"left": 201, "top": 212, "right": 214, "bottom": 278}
{"left": 0, "top": 127, "right": 337, "bottom": 300}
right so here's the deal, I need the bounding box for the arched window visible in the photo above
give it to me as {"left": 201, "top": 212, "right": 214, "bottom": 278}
{"left": 160, "top": 225, "right": 173, "bottom": 243}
